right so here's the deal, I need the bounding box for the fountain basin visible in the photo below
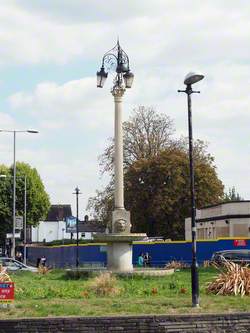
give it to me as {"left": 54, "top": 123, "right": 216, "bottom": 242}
{"left": 93, "top": 233, "right": 146, "bottom": 272}
{"left": 93, "top": 233, "right": 146, "bottom": 243}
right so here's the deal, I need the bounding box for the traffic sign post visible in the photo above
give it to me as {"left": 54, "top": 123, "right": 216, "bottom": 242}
{"left": 15, "top": 216, "right": 23, "bottom": 230}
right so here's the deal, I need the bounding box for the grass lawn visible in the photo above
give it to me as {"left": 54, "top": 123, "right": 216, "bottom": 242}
{"left": 0, "top": 267, "right": 249, "bottom": 318}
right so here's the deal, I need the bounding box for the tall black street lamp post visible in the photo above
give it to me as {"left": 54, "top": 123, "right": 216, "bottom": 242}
{"left": 73, "top": 186, "right": 81, "bottom": 268}
{"left": 178, "top": 72, "right": 204, "bottom": 307}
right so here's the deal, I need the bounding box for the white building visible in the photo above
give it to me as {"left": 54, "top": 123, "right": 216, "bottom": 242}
{"left": 32, "top": 220, "right": 70, "bottom": 243}
{"left": 32, "top": 204, "right": 72, "bottom": 243}
{"left": 31, "top": 204, "right": 105, "bottom": 243}
{"left": 185, "top": 201, "right": 250, "bottom": 240}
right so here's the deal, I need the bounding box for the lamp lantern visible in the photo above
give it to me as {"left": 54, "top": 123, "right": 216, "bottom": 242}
{"left": 123, "top": 71, "right": 134, "bottom": 88}
{"left": 97, "top": 67, "right": 108, "bottom": 88}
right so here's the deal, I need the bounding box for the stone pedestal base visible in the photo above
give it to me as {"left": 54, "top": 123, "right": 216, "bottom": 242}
{"left": 93, "top": 233, "right": 146, "bottom": 273}
{"left": 107, "top": 242, "right": 133, "bottom": 272}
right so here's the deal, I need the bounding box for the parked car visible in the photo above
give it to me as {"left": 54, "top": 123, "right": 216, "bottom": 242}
{"left": 0, "top": 257, "right": 37, "bottom": 272}
{"left": 211, "top": 250, "right": 250, "bottom": 265}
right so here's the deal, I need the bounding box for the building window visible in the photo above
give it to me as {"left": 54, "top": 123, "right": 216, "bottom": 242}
{"left": 81, "top": 233, "right": 85, "bottom": 238}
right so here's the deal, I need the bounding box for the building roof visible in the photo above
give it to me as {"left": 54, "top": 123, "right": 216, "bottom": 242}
{"left": 200, "top": 200, "right": 250, "bottom": 210}
{"left": 78, "top": 221, "right": 105, "bottom": 233}
{"left": 46, "top": 204, "right": 72, "bottom": 221}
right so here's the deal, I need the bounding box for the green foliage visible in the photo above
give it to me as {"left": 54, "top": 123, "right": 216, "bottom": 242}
{"left": 3, "top": 268, "right": 250, "bottom": 318}
{"left": 0, "top": 165, "right": 12, "bottom": 243}
{"left": 86, "top": 272, "right": 122, "bottom": 296}
{"left": 223, "top": 186, "right": 243, "bottom": 202}
{"left": 0, "top": 162, "right": 50, "bottom": 242}
{"left": 88, "top": 107, "right": 225, "bottom": 239}
{"left": 125, "top": 147, "right": 224, "bottom": 239}
{"left": 64, "top": 270, "right": 99, "bottom": 280}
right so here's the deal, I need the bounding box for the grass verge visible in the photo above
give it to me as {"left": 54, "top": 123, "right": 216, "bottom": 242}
{"left": 0, "top": 268, "right": 249, "bottom": 319}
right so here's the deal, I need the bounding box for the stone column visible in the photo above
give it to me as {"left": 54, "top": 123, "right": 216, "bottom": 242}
{"left": 111, "top": 87, "right": 131, "bottom": 234}
{"left": 112, "top": 86, "right": 125, "bottom": 210}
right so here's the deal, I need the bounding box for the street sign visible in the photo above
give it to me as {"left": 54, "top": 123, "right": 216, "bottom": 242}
{"left": 6, "top": 233, "right": 21, "bottom": 239}
{"left": 15, "top": 216, "right": 23, "bottom": 230}
{"left": 233, "top": 239, "right": 247, "bottom": 247}
{"left": 66, "top": 216, "right": 77, "bottom": 233}
{"left": 0, "top": 282, "right": 14, "bottom": 303}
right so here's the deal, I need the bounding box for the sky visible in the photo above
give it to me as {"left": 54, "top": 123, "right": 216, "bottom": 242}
{"left": 0, "top": 0, "right": 250, "bottom": 218}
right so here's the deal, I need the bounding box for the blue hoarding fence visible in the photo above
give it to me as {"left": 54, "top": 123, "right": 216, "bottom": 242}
{"left": 27, "top": 238, "right": 250, "bottom": 268}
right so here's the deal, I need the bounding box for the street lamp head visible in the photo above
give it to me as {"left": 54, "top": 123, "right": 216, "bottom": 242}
{"left": 0, "top": 174, "right": 7, "bottom": 178}
{"left": 116, "top": 62, "right": 129, "bottom": 74}
{"left": 97, "top": 66, "right": 108, "bottom": 88}
{"left": 27, "top": 130, "right": 39, "bottom": 133}
{"left": 184, "top": 72, "right": 204, "bottom": 85}
{"left": 97, "top": 40, "right": 133, "bottom": 89}
{"left": 123, "top": 70, "right": 134, "bottom": 88}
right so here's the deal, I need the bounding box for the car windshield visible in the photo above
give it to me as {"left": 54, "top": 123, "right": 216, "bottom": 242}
{"left": 213, "top": 251, "right": 250, "bottom": 261}
{"left": 230, "top": 252, "right": 250, "bottom": 260}
{"left": 0, "top": 258, "right": 22, "bottom": 268}
{"left": 217, "top": 251, "right": 250, "bottom": 260}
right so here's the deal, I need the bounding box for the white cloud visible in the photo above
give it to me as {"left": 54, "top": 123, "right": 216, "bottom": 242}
{"left": 0, "top": 1, "right": 249, "bottom": 67}
{"left": 0, "top": 2, "right": 112, "bottom": 65}
{"left": 6, "top": 77, "right": 119, "bottom": 215}
{"left": 1, "top": 0, "right": 250, "bottom": 215}
{"left": 8, "top": 77, "right": 113, "bottom": 131}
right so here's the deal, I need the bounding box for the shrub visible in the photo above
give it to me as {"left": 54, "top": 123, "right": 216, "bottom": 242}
{"left": 64, "top": 270, "right": 98, "bottom": 280}
{"left": 206, "top": 261, "right": 250, "bottom": 296}
{"left": 87, "top": 272, "right": 122, "bottom": 297}
{"left": 151, "top": 287, "right": 158, "bottom": 295}
{"left": 179, "top": 287, "right": 187, "bottom": 294}
{"left": 38, "top": 265, "right": 51, "bottom": 275}
{"left": 168, "top": 281, "right": 177, "bottom": 290}
{"left": 81, "top": 290, "right": 90, "bottom": 298}
{"left": 165, "top": 261, "right": 188, "bottom": 270}
{"left": 0, "top": 265, "right": 12, "bottom": 282}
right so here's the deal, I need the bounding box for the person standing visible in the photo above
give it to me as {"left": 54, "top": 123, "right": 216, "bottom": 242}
{"left": 40, "top": 255, "right": 47, "bottom": 267}
{"left": 143, "top": 252, "right": 152, "bottom": 267}
{"left": 137, "top": 253, "right": 144, "bottom": 267}
{"left": 36, "top": 257, "right": 41, "bottom": 268}
{"left": 16, "top": 251, "right": 23, "bottom": 263}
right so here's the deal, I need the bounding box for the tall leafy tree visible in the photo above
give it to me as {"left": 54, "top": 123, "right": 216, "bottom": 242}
{"left": 88, "top": 106, "right": 225, "bottom": 239}
{"left": 0, "top": 165, "right": 11, "bottom": 244}
{"left": 99, "top": 106, "right": 175, "bottom": 173}
{"left": 124, "top": 148, "right": 224, "bottom": 239}
{"left": 0, "top": 162, "right": 50, "bottom": 243}
{"left": 223, "top": 187, "right": 243, "bottom": 202}
{"left": 87, "top": 183, "right": 113, "bottom": 229}
{"left": 89, "top": 106, "right": 175, "bottom": 227}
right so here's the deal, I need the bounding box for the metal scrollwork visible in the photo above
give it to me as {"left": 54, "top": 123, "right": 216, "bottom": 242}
{"left": 101, "top": 40, "right": 130, "bottom": 87}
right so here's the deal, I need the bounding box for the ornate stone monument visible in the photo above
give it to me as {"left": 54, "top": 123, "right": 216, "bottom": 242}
{"left": 95, "top": 41, "right": 146, "bottom": 272}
